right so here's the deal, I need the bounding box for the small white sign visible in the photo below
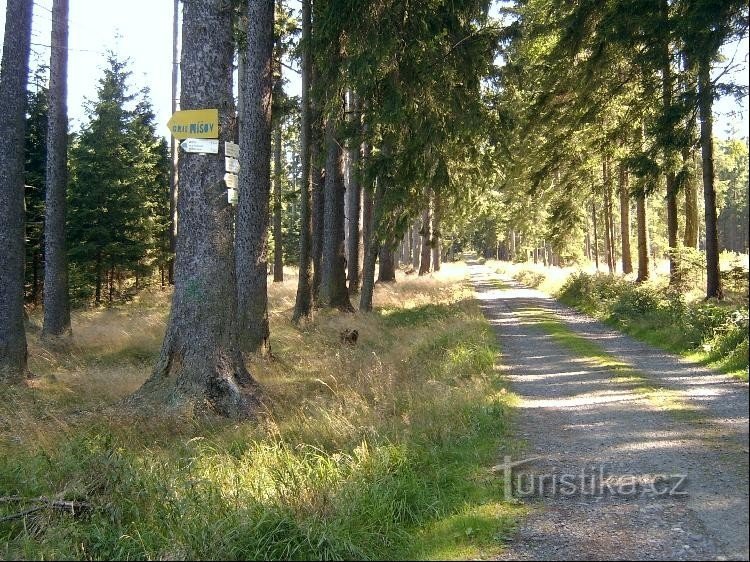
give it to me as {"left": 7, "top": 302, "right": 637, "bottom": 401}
{"left": 227, "top": 188, "right": 238, "bottom": 205}
{"left": 225, "top": 157, "right": 240, "bottom": 173}
{"left": 225, "top": 141, "right": 240, "bottom": 159}
{"left": 180, "top": 138, "right": 219, "bottom": 154}
{"left": 224, "top": 173, "right": 238, "bottom": 189}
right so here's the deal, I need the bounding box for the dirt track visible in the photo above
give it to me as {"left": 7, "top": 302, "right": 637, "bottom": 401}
{"left": 470, "top": 263, "right": 749, "bottom": 561}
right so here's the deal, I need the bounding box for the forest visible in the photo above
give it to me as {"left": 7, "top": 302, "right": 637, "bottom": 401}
{"left": 0, "top": 0, "right": 748, "bottom": 560}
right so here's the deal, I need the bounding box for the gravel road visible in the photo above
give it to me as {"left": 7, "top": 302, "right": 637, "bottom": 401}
{"left": 469, "top": 263, "right": 749, "bottom": 561}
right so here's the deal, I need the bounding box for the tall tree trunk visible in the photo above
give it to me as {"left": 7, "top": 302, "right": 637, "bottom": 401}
{"left": 697, "top": 58, "right": 722, "bottom": 299}
{"left": 42, "top": 0, "right": 72, "bottom": 340}
{"left": 311, "top": 75, "right": 324, "bottom": 303}
{"left": 236, "top": 0, "right": 274, "bottom": 354}
{"left": 320, "top": 111, "right": 353, "bottom": 310}
{"left": 602, "top": 157, "right": 615, "bottom": 274}
{"left": 135, "top": 0, "right": 259, "bottom": 417}
{"left": 360, "top": 175, "right": 385, "bottom": 312}
{"left": 168, "top": 0, "right": 179, "bottom": 285}
{"left": 661, "top": 0, "right": 679, "bottom": 283}
{"left": 591, "top": 199, "right": 600, "bottom": 270}
{"left": 619, "top": 164, "right": 633, "bottom": 274}
{"left": 272, "top": 120, "right": 283, "bottom": 282}
{"left": 635, "top": 191, "right": 650, "bottom": 283}
{"left": 411, "top": 218, "right": 421, "bottom": 269}
{"left": 682, "top": 135, "right": 699, "bottom": 250}
{"left": 431, "top": 189, "right": 441, "bottom": 272}
{"left": 680, "top": 53, "right": 699, "bottom": 250}
{"left": 346, "top": 92, "right": 361, "bottom": 293}
{"left": 0, "top": 0, "right": 32, "bottom": 382}
{"left": 292, "top": 0, "right": 313, "bottom": 323}
{"left": 419, "top": 195, "right": 431, "bottom": 275}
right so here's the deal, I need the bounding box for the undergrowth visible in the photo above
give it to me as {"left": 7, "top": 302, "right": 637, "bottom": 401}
{"left": 490, "top": 259, "right": 748, "bottom": 381}
{"left": 558, "top": 272, "right": 748, "bottom": 380}
{"left": 0, "top": 263, "right": 523, "bottom": 560}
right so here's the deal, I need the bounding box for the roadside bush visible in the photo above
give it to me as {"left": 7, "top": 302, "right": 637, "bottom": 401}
{"left": 558, "top": 272, "right": 749, "bottom": 376}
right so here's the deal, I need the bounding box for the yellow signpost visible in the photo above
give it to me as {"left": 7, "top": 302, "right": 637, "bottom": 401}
{"left": 167, "top": 109, "right": 219, "bottom": 139}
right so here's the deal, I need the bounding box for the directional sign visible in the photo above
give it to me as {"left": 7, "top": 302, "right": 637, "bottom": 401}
{"left": 227, "top": 188, "right": 238, "bottom": 205}
{"left": 167, "top": 109, "right": 219, "bottom": 139}
{"left": 180, "top": 138, "right": 219, "bottom": 154}
{"left": 225, "top": 157, "right": 240, "bottom": 173}
{"left": 225, "top": 141, "right": 239, "bottom": 159}
{"left": 224, "top": 173, "right": 238, "bottom": 189}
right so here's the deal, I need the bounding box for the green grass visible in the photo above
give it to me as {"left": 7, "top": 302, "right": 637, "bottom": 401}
{"left": 1, "top": 267, "right": 523, "bottom": 560}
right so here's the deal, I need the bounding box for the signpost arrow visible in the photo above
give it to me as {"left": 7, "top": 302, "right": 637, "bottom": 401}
{"left": 167, "top": 108, "right": 219, "bottom": 139}
{"left": 180, "top": 138, "right": 219, "bottom": 154}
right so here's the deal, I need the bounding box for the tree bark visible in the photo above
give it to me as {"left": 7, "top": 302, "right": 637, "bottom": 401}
{"left": 346, "top": 92, "right": 362, "bottom": 293}
{"left": 697, "top": 58, "right": 722, "bottom": 299}
{"left": 320, "top": 113, "right": 353, "bottom": 310}
{"left": 272, "top": 120, "right": 283, "bottom": 282}
{"left": 0, "top": 0, "right": 32, "bottom": 382}
{"left": 419, "top": 195, "right": 432, "bottom": 275}
{"left": 360, "top": 175, "right": 385, "bottom": 312}
{"left": 591, "top": 199, "right": 600, "bottom": 270}
{"left": 619, "top": 164, "right": 633, "bottom": 274}
{"left": 292, "top": 0, "right": 313, "bottom": 323}
{"left": 411, "top": 218, "right": 421, "bottom": 269}
{"left": 377, "top": 243, "right": 396, "bottom": 282}
{"left": 635, "top": 191, "right": 650, "bottom": 283}
{"left": 168, "top": 0, "right": 179, "bottom": 285}
{"left": 360, "top": 138, "right": 373, "bottom": 285}
{"left": 431, "top": 189, "right": 441, "bottom": 272}
{"left": 135, "top": 0, "right": 259, "bottom": 417}
{"left": 311, "top": 71, "right": 324, "bottom": 304}
{"left": 682, "top": 138, "right": 699, "bottom": 249}
{"left": 236, "top": 0, "right": 274, "bottom": 354}
{"left": 602, "top": 157, "right": 615, "bottom": 274}
{"left": 41, "top": 0, "right": 72, "bottom": 340}
{"left": 660, "top": 0, "right": 679, "bottom": 283}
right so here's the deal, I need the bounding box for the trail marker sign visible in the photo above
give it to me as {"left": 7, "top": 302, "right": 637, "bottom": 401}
{"left": 180, "top": 138, "right": 219, "bottom": 154}
{"left": 225, "top": 157, "right": 240, "bottom": 173}
{"left": 168, "top": 109, "right": 219, "bottom": 139}
{"left": 224, "top": 173, "right": 238, "bottom": 189}
{"left": 225, "top": 141, "right": 239, "bottom": 159}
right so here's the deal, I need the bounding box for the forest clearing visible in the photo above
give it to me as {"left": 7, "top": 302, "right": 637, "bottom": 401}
{"left": 1, "top": 0, "right": 748, "bottom": 560}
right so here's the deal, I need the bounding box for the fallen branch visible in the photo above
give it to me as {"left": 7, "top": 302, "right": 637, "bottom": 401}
{"left": 0, "top": 496, "right": 91, "bottom": 523}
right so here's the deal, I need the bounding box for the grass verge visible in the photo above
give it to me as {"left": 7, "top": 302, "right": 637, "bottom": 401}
{"left": 490, "top": 261, "right": 748, "bottom": 382}
{"left": 515, "top": 307, "right": 707, "bottom": 423}
{"left": 1, "top": 263, "right": 523, "bottom": 560}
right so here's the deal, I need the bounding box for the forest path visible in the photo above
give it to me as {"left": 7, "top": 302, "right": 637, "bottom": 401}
{"left": 468, "top": 262, "right": 749, "bottom": 561}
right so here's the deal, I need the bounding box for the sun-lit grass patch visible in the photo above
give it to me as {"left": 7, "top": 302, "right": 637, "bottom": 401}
{"left": 1, "top": 262, "right": 521, "bottom": 560}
